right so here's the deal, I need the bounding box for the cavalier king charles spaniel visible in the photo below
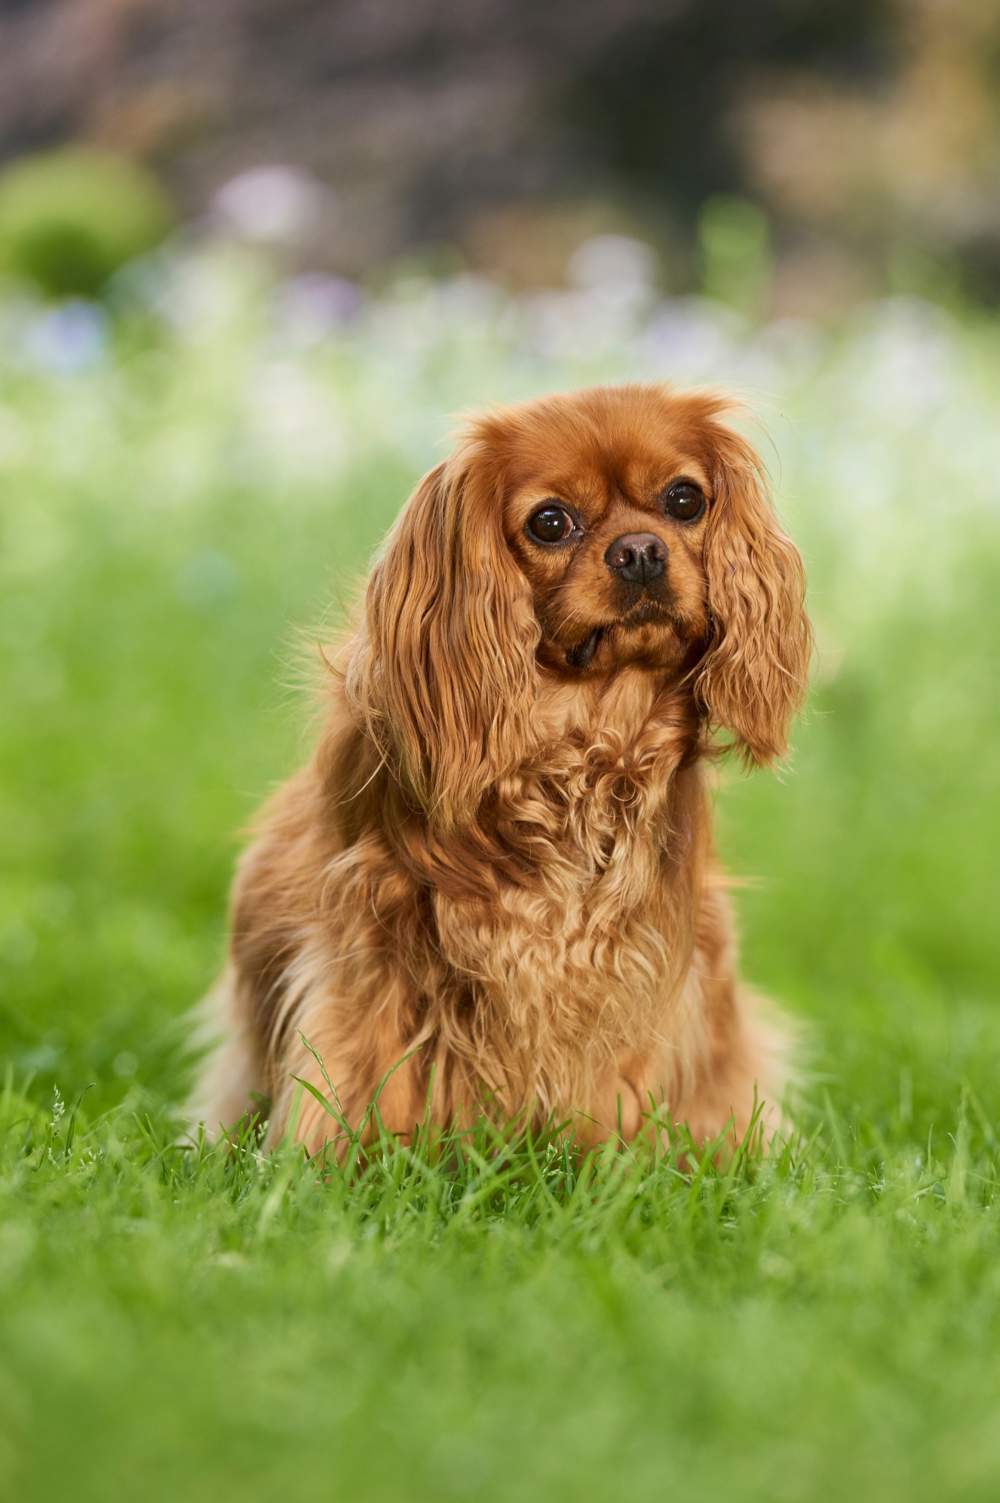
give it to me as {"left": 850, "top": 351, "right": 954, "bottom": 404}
{"left": 190, "top": 384, "right": 811, "bottom": 1154}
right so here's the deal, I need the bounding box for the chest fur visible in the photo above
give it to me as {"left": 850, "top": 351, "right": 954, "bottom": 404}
{"left": 432, "top": 736, "right": 702, "bottom": 1053}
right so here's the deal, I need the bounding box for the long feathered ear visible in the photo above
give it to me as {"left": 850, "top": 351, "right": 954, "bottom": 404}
{"left": 694, "top": 421, "right": 811, "bottom": 765}
{"left": 347, "top": 444, "right": 539, "bottom": 830}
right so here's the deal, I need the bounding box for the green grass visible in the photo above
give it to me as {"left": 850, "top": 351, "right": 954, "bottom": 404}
{"left": 2, "top": 269, "right": 1000, "bottom": 1501}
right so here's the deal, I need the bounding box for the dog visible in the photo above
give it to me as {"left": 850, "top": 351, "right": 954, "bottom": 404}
{"left": 189, "top": 383, "right": 811, "bottom": 1155}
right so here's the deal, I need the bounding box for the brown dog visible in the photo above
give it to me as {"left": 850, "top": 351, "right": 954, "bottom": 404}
{"left": 190, "top": 384, "right": 810, "bottom": 1154}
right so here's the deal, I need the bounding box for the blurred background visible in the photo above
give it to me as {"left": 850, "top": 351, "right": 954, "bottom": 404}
{"left": 3, "top": 0, "right": 1000, "bottom": 307}
{"left": 1, "top": 0, "right": 999, "bottom": 1113}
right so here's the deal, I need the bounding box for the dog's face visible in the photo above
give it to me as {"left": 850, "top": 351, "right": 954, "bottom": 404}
{"left": 501, "top": 396, "right": 716, "bottom": 677}
{"left": 354, "top": 385, "right": 811, "bottom": 829}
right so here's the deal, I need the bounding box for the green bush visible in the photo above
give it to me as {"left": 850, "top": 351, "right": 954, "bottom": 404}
{"left": 0, "top": 147, "right": 172, "bottom": 299}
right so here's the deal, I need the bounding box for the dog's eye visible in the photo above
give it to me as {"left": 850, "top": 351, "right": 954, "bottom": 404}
{"left": 527, "top": 504, "right": 575, "bottom": 544}
{"left": 662, "top": 480, "right": 706, "bottom": 523}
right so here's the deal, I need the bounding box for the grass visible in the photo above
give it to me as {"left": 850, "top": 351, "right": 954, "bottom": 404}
{"left": 2, "top": 261, "right": 1000, "bottom": 1501}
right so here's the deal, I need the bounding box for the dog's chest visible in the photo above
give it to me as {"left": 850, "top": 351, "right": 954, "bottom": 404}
{"left": 441, "top": 748, "right": 682, "bottom": 1018}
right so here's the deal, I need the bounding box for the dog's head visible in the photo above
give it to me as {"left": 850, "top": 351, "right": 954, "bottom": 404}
{"left": 349, "top": 385, "right": 810, "bottom": 827}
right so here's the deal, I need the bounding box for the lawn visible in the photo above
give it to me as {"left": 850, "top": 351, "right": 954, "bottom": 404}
{"left": 2, "top": 254, "right": 1000, "bottom": 1502}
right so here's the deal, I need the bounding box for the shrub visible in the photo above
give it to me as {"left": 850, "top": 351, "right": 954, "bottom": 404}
{"left": 0, "top": 147, "right": 173, "bottom": 299}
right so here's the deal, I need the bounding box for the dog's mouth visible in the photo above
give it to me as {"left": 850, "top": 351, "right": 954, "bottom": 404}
{"left": 618, "top": 597, "right": 674, "bottom": 627}
{"left": 564, "top": 605, "right": 679, "bottom": 670}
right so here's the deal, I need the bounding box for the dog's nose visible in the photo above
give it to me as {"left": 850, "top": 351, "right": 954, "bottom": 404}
{"left": 604, "top": 532, "right": 667, "bottom": 585}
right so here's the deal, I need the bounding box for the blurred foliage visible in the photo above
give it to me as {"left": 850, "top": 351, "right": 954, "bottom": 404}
{"left": 697, "top": 197, "right": 772, "bottom": 320}
{"left": 1, "top": 0, "right": 999, "bottom": 308}
{"left": 0, "top": 148, "right": 172, "bottom": 299}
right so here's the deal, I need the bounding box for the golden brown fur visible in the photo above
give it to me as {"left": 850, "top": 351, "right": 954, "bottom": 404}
{"left": 189, "top": 384, "right": 811, "bottom": 1155}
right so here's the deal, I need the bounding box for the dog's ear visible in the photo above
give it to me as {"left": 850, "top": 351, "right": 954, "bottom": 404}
{"left": 694, "top": 422, "right": 811, "bottom": 765}
{"left": 348, "top": 445, "right": 539, "bottom": 829}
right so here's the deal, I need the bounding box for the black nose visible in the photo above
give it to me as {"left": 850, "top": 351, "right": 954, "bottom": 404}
{"left": 604, "top": 532, "right": 667, "bottom": 585}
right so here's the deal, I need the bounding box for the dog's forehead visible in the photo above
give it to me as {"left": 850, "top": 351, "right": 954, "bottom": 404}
{"left": 500, "top": 406, "right": 711, "bottom": 503}
{"left": 490, "top": 390, "right": 712, "bottom": 483}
